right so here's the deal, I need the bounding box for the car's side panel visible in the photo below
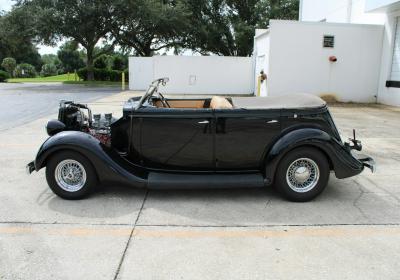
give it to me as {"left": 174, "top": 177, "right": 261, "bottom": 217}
{"left": 34, "top": 131, "right": 148, "bottom": 187}
{"left": 263, "top": 128, "right": 364, "bottom": 185}
{"left": 214, "top": 109, "right": 281, "bottom": 170}
{"left": 133, "top": 108, "right": 215, "bottom": 170}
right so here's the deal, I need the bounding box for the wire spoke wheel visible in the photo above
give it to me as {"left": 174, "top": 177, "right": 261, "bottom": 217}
{"left": 286, "top": 157, "right": 320, "bottom": 193}
{"left": 55, "top": 159, "right": 87, "bottom": 192}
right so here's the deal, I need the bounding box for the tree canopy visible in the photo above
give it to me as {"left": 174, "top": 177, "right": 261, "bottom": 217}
{"left": 113, "top": 0, "right": 191, "bottom": 56}
{"left": 183, "top": 0, "right": 299, "bottom": 56}
{"left": 2, "top": 0, "right": 299, "bottom": 78}
{"left": 18, "top": 0, "right": 116, "bottom": 79}
{"left": 0, "top": 6, "right": 42, "bottom": 69}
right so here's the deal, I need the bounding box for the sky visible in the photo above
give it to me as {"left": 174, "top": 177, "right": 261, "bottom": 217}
{"left": 0, "top": 0, "right": 59, "bottom": 54}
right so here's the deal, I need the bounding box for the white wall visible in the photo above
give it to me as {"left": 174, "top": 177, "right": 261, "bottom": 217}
{"left": 262, "top": 20, "right": 383, "bottom": 103}
{"left": 129, "top": 57, "right": 153, "bottom": 90}
{"left": 300, "top": 0, "right": 385, "bottom": 24}
{"left": 377, "top": 10, "right": 400, "bottom": 106}
{"left": 253, "top": 30, "right": 270, "bottom": 96}
{"left": 130, "top": 56, "right": 254, "bottom": 95}
{"left": 366, "top": 0, "right": 400, "bottom": 11}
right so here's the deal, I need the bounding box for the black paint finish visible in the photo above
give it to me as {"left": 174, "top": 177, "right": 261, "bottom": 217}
{"left": 29, "top": 97, "right": 374, "bottom": 190}
{"left": 214, "top": 109, "right": 281, "bottom": 170}
{"left": 138, "top": 108, "right": 214, "bottom": 170}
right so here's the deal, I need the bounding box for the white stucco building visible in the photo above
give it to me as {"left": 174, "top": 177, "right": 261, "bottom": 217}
{"left": 129, "top": 56, "right": 254, "bottom": 95}
{"left": 255, "top": 0, "right": 400, "bottom": 106}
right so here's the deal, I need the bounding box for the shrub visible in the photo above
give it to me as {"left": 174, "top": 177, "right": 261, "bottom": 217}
{"left": 77, "top": 67, "right": 127, "bottom": 82}
{"left": 1, "top": 57, "right": 17, "bottom": 76}
{"left": 40, "top": 63, "right": 58, "bottom": 77}
{"left": 14, "top": 63, "right": 37, "bottom": 78}
{"left": 0, "top": 70, "right": 10, "bottom": 82}
{"left": 97, "top": 68, "right": 111, "bottom": 80}
{"left": 108, "top": 70, "right": 120, "bottom": 82}
{"left": 111, "top": 55, "right": 127, "bottom": 71}
{"left": 77, "top": 67, "right": 88, "bottom": 80}
{"left": 93, "top": 54, "right": 109, "bottom": 69}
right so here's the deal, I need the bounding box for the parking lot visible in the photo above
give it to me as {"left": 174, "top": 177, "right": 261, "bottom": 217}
{"left": 1, "top": 83, "right": 400, "bottom": 280}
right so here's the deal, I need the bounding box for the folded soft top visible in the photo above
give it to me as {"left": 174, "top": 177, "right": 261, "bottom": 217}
{"left": 232, "top": 93, "right": 326, "bottom": 110}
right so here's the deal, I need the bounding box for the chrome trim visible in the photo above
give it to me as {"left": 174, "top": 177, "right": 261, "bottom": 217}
{"left": 286, "top": 158, "right": 320, "bottom": 193}
{"left": 55, "top": 159, "right": 87, "bottom": 192}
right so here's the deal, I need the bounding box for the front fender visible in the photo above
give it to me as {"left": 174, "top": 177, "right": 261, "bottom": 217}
{"left": 34, "top": 131, "right": 147, "bottom": 187}
{"left": 263, "top": 128, "right": 364, "bottom": 184}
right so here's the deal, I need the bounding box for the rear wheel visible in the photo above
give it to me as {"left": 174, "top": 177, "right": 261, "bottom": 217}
{"left": 46, "top": 151, "right": 97, "bottom": 200}
{"left": 275, "top": 147, "right": 329, "bottom": 202}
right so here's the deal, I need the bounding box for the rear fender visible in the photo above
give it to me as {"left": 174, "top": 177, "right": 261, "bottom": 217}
{"left": 34, "top": 131, "right": 147, "bottom": 187}
{"left": 263, "top": 128, "right": 363, "bottom": 185}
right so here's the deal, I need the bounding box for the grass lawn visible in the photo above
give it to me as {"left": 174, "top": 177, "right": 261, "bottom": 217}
{"left": 7, "top": 73, "right": 76, "bottom": 83}
{"left": 63, "top": 80, "right": 121, "bottom": 86}
{"left": 7, "top": 74, "right": 122, "bottom": 86}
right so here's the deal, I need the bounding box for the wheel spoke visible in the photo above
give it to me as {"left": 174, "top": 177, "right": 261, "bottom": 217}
{"left": 286, "top": 158, "right": 320, "bottom": 193}
{"left": 55, "top": 160, "right": 87, "bottom": 192}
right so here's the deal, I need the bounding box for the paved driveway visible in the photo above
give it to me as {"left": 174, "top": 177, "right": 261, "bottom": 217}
{"left": 0, "top": 89, "right": 399, "bottom": 280}
{"left": 0, "top": 83, "right": 121, "bottom": 131}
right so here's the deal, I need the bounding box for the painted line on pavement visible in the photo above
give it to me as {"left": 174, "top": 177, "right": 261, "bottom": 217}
{"left": 1, "top": 225, "right": 400, "bottom": 238}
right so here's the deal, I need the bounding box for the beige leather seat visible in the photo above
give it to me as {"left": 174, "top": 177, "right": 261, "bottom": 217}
{"left": 210, "top": 96, "right": 233, "bottom": 109}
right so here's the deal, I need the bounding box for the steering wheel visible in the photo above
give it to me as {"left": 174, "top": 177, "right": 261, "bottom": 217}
{"left": 158, "top": 92, "right": 170, "bottom": 108}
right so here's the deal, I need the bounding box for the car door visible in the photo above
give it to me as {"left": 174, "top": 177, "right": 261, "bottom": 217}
{"left": 137, "top": 107, "right": 214, "bottom": 170}
{"left": 214, "top": 109, "right": 281, "bottom": 170}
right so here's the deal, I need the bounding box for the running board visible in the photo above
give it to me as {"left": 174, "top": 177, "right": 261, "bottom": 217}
{"left": 147, "top": 172, "right": 265, "bottom": 190}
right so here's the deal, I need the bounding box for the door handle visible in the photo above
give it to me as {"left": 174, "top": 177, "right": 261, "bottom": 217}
{"left": 198, "top": 120, "right": 209, "bottom": 124}
{"left": 267, "top": 120, "right": 278, "bottom": 124}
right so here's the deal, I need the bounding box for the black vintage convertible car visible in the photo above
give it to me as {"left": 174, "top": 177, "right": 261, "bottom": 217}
{"left": 27, "top": 78, "right": 374, "bottom": 202}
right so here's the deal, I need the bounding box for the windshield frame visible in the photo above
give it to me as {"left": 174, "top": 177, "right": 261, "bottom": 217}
{"left": 136, "top": 78, "right": 169, "bottom": 109}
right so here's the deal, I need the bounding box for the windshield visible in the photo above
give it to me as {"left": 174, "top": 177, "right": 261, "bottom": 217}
{"left": 136, "top": 77, "right": 169, "bottom": 109}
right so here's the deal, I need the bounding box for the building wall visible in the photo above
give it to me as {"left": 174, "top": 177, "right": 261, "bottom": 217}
{"left": 253, "top": 30, "right": 270, "bottom": 96}
{"left": 262, "top": 20, "right": 383, "bottom": 102}
{"left": 366, "top": 0, "right": 400, "bottom": 11}
{"left": 129, "top": 56, "right": 254, "bottom": 95}
{"left": 377, "top": 10, "right": 400, "bottom": 106}
{"left": 129, "top": 57, "right": 153, "bottom": 91}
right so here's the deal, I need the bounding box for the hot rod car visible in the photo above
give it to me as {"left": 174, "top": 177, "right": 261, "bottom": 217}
{"left": 27, "top": 78, "right": 375, "bottom": 202}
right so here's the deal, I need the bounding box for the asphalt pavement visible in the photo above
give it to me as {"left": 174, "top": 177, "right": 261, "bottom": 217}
{"left": 0, "top": 82, "right": 121, "bottom": 131}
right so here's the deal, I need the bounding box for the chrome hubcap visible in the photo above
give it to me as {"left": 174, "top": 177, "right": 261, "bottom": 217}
{"left": 55, "top": 160, "right": 86, "bottom": 192}
{"left": 286, "top": 158, "right": 320, "bottom": 193}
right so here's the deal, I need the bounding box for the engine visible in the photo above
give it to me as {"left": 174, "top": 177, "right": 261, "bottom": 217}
{"left": 47, "top": 101, "right": 114, "bottom": 147}
{"left": 88, "top": 113, "right": 113, "bottom": 146}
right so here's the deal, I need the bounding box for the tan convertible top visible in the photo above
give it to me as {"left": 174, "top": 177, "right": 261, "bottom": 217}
{"left": 232, "top": 93, "right": 326, "bottom": 110}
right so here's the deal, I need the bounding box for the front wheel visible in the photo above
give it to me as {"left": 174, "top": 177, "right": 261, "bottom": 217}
{"left": 275, "top": 147, "right": 330, "bottom": 202}
{"left": 45, "top": 151, "right": 97, "bottom": 200}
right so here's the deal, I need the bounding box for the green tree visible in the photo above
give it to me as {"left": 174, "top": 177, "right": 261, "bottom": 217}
{"left": 57, "top": 41, "right": 85, "bottom": 73}
{"left": 1, "top": 57, "right": 17, "bottom": 76}
{"left": 40, "top": 63, "right": 58, "bottom": 76}
{"left": 93, "top": 54, "right": 109, "bottom": 69}
{"left": 19, "top": 0, "right": 116, "bottom": 80}
{"left": 183, "top": 0, "right": 299, "bottom": 56}
{"left": 111, "top": 54, "right": 127, "bottom": 71}
{"left": 15, "top": 63, "right": 37, "bottom": 78}
{"left": 0, "top": 7, "right": 42, "bottom": 70}
{"left": 41, "top": 54, "right": 60, "bottom": 65}
{"left": 113, "top": 0, "right": 190, "bottom": 56}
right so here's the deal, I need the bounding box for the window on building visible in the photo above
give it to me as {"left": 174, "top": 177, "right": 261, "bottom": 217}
{"left": 390, "top": 17, "right": 400, "bottom": 82}
{"left": 323, "top": 35, "right": 335, "bottom": 48}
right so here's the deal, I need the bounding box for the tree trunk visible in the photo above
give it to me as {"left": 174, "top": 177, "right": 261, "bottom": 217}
{"left": 86, "top": 47, "right": 94, "bottom": 81}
